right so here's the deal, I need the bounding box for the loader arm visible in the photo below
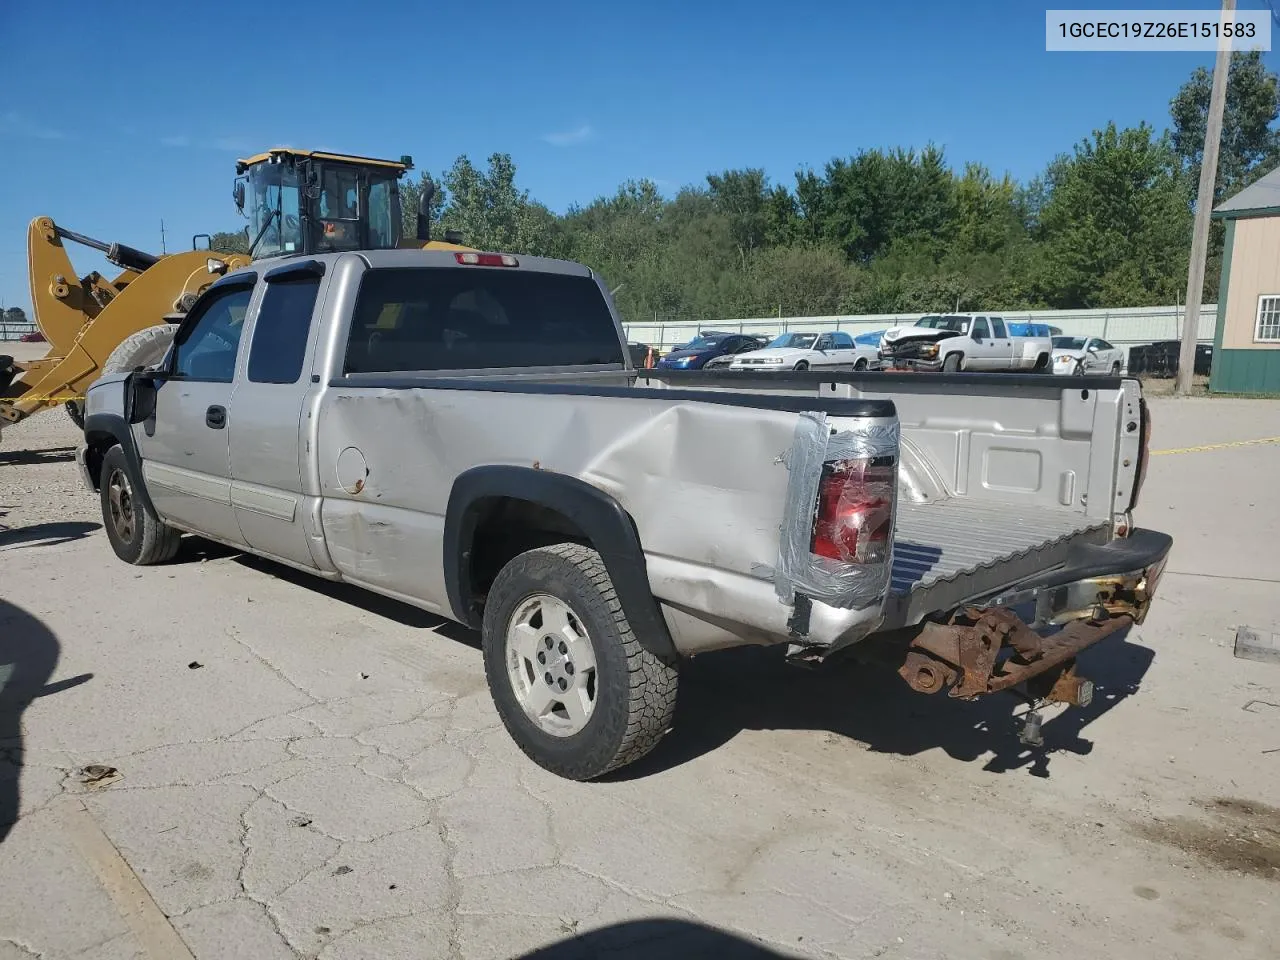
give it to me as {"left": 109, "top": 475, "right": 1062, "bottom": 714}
{"left": 1, "top": 218, "right": 247, "bottom": 429}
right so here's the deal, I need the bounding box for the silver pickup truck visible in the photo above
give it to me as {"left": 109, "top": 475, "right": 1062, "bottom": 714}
{"left": 78, "top": 248, "right": 1172, "bottom": 780}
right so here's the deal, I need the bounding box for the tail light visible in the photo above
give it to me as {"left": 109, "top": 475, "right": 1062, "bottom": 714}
{"left": 455, "top": 252, "right": 519, "bottom": 267}
{"left": 1129, "top": 399, "right": 1151, "bottom": 512}
{"left": 811, "top": 456, "right": 895, "bottom": 564}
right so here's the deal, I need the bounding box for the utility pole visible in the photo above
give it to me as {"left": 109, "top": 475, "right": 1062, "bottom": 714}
{"left": 160, "top": 219, "right": 167, "bottom": 255}
{"left": 1177, "top": 0, "right": 1235, "bottom": 395}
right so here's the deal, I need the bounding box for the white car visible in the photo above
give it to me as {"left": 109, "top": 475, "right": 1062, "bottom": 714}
{"left": 729, "top": 331, "right": 878, "bottom": 371}
{"left": 1050, "top": 336, "right": 1125, "bottom": 376}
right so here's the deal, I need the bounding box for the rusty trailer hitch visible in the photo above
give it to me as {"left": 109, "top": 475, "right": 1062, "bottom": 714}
{"left": 897, "top": 607, "right": 1130, "bottom": 747}
{"left": 897, "top": 607, "right": 1129, "bottom": 703}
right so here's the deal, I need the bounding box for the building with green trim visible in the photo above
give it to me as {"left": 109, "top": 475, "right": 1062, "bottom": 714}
{"left": 1210, "top": 170, "right": 1280, "bottom": 394}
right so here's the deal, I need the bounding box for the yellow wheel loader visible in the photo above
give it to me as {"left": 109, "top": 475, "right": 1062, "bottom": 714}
{"left": 0, "top": 148, "right": 466, "bottom": 441}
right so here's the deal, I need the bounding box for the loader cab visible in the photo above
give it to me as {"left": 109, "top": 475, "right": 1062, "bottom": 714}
{"left": 234, "top": 149, "right": 411, "bottom": 260}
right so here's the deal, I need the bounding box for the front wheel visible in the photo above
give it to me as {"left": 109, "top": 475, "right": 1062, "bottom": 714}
{"left": 942, "top": 353, "right": 962, "bottom": 373}
{"left": 481, "top": 542, "right": 679, "bottom": 780}
{"left": 100, "top": 445, "right": 181, "bottom": 565}
{"left": 793, "top": 360, "right": 810, "bottom": 371}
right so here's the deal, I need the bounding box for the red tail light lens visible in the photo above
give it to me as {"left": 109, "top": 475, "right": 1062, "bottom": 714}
{"left": 811, "top": 456, "right": 895, "bottom": 564}
{"left": 455, "top": 252, "right": 519, "bottom": 267}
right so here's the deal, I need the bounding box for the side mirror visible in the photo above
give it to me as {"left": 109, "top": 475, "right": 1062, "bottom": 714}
{"left": 416, "top": 178, "right": 437, "bottom": 242}
{"left": 232, "top": 179, "right": 246, "bottom": 213}
{"left": 126, "top": 373, "right": 158, "bottom": 424}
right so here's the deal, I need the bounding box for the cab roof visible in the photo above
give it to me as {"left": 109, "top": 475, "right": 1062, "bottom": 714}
{"left": 235, "top": 148, "right": 411, "bottom": 176}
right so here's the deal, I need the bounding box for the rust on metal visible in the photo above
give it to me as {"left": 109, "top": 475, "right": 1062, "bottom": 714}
{"left": 898, "top": 605, "right": 1132, "bottom": 700}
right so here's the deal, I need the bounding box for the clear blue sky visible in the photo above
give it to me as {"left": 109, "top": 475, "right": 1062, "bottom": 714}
{"left": 2, "top": 1, "right": 1277, "bottom": 317}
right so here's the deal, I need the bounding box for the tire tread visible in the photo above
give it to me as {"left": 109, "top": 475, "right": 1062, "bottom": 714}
{"left": 484, "top": 542, "right": 678, "bottom": 779}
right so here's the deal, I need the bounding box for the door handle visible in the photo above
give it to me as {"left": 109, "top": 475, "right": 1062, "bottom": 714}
{"left": 205, "top": 405, "right": 227, "bottom": 429}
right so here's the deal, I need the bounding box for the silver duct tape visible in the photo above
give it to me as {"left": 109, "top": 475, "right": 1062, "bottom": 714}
{"left": 774, "top": 415, "right": 898, "bottom": 612}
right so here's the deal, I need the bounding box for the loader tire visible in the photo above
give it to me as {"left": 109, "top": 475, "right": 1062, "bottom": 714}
{"left": 102, "top": 324, "right": 177, "bottom": 376}
{"left": 482, "top": 543, "right": 679, "bottom": 780}
{"left": 100, "top": 445, "right": 180, "bottom": 565}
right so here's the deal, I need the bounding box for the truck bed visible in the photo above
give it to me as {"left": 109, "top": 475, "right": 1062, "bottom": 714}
{"left": 886, "top": 498, "right": 1109, "bottom": 627}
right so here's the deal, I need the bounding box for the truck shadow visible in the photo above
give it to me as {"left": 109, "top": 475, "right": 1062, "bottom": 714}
{"left": 230, "top": 552, "right": 479, "bottom": 646}
{"left": 0, "top": 599, "right": 92, "bottom": 843}
{"left": 0, "top": 445, "right": 76, "bottom": 467}
{"left": 515, "top": 919, "right": 800, "bottom": 958}
{"left": 622, "top": 627, "right": 1154, "bottom": 781}
{"left": 512, "top": 921, "right": 793, "bottom": 957}
{"left": 0, "top": 520, "right": 100, "bottom": 550}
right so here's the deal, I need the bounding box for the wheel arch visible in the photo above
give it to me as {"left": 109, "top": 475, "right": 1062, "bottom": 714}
{"left": 82, "top": 410, "right": 157, "bottom": 517}
{"left": 443, "top": 466, "right": 678, "bottom": 662}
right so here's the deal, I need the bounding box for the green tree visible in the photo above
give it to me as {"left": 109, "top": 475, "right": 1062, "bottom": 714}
{"left": 706, "top": 168, "right": 768, "bottom": 266}
{"left": 209, "top": 230, "right": 249, "bottom": 254}
{"left": 1037, "top": 122, "right": 1191, "bottom": 308}
{"left": 1171, "top": 50, "right": 1280, "bottom": 202}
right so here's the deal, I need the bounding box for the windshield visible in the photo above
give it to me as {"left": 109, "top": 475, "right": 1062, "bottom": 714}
{"left": 679, "top": 335, "right": 725, "bottom": 351}
{"left": 916, "top": 315, "right": 970, "bottom": 333}
{"left": 767, "top": 333, "right": 817, "bottom": 349}
{"left": 247, "top": 163, "right": 302, "bottom": 258}
{"left": 1052, "top": 336, "right": 1087, "bottom": 349}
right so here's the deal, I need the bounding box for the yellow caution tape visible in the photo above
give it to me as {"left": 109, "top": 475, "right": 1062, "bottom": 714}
{"left": 1151, "top": 436, "right": 1280, "bottom": 456}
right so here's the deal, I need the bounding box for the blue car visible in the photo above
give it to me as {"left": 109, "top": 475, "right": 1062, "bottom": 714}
{"left": 655, "top": 332, "right": 767, "bottom": 370}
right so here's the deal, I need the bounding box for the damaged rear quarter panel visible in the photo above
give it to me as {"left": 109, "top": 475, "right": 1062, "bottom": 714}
{"left": 313, "top": 387, "right": 801, "bottom": 616}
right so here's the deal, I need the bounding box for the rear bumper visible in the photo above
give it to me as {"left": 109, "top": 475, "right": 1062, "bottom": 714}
{"left": 896, "top": 529, "right": 1172, "bottom": 699}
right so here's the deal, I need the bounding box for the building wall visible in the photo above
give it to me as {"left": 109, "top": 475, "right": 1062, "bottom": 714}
{"left": 1221, "top": 216, "right": 1280, "bottom": 350}
{"left": 1212, "top": 215, "right": 1280, "bottom": 395}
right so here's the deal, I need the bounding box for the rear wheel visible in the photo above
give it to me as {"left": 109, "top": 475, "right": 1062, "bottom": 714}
{"left": 481, "top": 543, "right": 679, "bottom": 780}
{"left": 1110, "top": 361, "right": 1121, "bottom": 375}
{"left": 942, "top": 353, "right": 962, "bottom": 373}
{"left": 1033, "top": 353, "right": 1050, "bottom": 372}
{"left": 793, "top": 360, "right": 810, "bottom": 371}
{"left": 99, "top": 445, "right": 180, "bottom": 565}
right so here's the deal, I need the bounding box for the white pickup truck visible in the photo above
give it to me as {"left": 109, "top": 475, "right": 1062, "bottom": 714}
{"left": 880, "top": 314, "right": 1052, "bottom": 372}
{"left": 78, "top": 249, "right": 1170, "bottom": 780}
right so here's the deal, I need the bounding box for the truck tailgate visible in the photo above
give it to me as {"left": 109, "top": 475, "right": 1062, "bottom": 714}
{"left": 886, "top": 499, "right": 1108, "bottom": 628}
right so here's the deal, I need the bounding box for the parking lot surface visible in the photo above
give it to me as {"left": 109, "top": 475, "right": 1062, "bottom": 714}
{"left": 1, "top": 392, "right": 1278, "bottom": 960}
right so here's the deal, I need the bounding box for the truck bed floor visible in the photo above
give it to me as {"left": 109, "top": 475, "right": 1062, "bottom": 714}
{"left": 885, "top": 498, "right": 1109, "bottom": 627}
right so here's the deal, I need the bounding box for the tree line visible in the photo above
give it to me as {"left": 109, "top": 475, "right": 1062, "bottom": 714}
{"left": 213, "top": 52, "right": 1280, "bottom": 323}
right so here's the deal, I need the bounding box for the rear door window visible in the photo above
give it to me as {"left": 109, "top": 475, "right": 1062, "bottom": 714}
{"left": 991, "top": 318, "right": 1007, "bottom": 338}
{"left": 344, "top": 267, "right": 624, "bottom": 373}
{"left": 248, "top": 277, "right": 321, "bottom": 384}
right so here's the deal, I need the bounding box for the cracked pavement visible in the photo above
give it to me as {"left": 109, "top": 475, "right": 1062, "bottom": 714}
{"left": 2, "top": 394, "right": 1279, "bottom": 959}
